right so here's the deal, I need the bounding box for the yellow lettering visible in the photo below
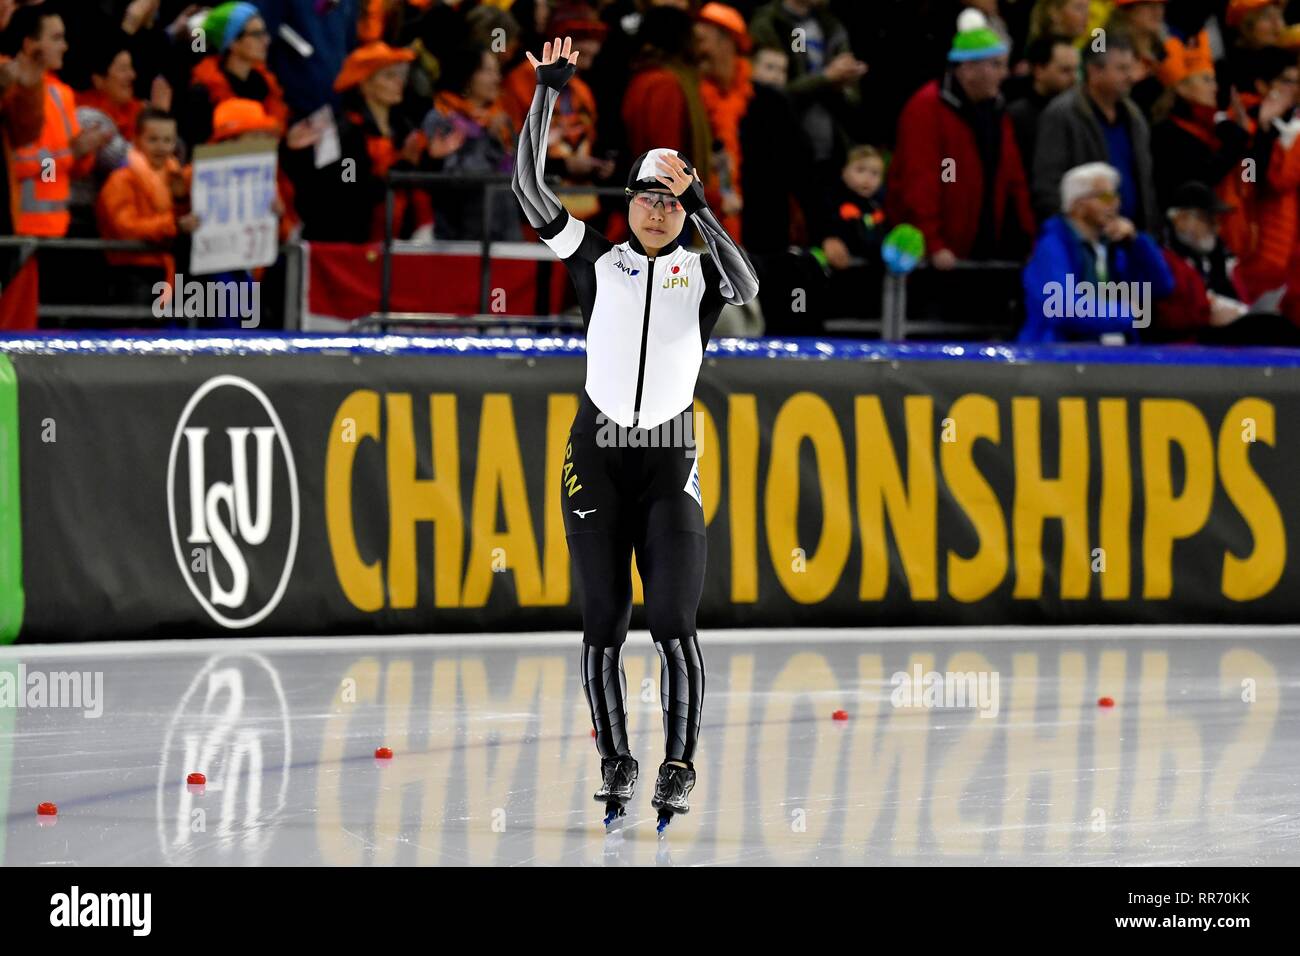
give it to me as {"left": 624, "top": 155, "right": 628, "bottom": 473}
{"left": 729, "top": 394, "right": 760, "bottom": 604}
{"left": 855, "top": 395, "right": 937, "bottom": 600}
{"left": 1012, "top": 398, "right": 1090, "bottom": 599}
{"left": 386, "top": 394, "right": 463, "bottom": 608}
{"left": 326, "top": 391, "right": 382, "bottom": 611}
{"left": 462, "top": 395, "right": 545, "bottom": 607}
{"left": 941, "top": 395, "right": 1007, "bottom": 602}
{"left": 1141, "top": 400, "right": 1213, "bottom": 599}
{"left": 543, "top": 395, "right": 579, "bottom": 605}
{"left": 766, "top": 393, "right": 850, "bottom": 603}
{"left": 1218, "top": 399, "right": 1284, "bottom": 600}
{"left": 1098, "top": 399, "right": 1132, "bottom": 599}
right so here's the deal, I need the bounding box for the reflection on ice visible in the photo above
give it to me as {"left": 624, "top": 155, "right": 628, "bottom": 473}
{"left": 156, "top": 654, "right": 292, "bottom": 865}
{"left": 1, "top": 627, "right": 1297, "bottom": 866}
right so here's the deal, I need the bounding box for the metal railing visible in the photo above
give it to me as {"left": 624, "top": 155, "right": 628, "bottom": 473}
{"left": 375, "top": 172, "right": 1027, "bottom": 341}
{"left": 0, "top": 235, "right": 303, "bottom": 330}
{"left": 0, "top": 236, "right": 159, "bottom": 324}
{"left": 379, "top": 171, "right": 630, "bottom": 324}
{"left": 882, "top": 259, "right": 1023, "bottom": 341}
{"left": 0, "top": 185, "right": 1024, "bottom": 340}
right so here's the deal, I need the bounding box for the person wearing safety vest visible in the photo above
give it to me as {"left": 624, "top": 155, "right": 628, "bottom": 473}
{"left": 0, "top": 3, "right": 46, "bottom": 239}
{"left": 6, "top": 6, "right": 112, "bottom": 238}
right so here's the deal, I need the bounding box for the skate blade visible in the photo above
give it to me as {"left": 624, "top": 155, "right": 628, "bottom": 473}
{"left": 603, "top": 801, "right": 628, "bottom": 827}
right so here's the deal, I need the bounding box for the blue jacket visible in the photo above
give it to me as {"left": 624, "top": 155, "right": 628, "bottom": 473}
{"left": 1019, "top": 215, "right": 1174, "bottom": 344}
{"left": 252, "top": 0, "right": 359, "bottom": 116}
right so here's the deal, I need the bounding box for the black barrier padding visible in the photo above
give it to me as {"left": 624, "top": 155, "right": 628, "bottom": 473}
{"left": 10, "top": 352, "right": 1297, "bottom": 640}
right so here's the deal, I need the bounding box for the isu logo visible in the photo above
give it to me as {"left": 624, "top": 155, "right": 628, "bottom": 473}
{"left": 167, "top": 375, "right": 300, "bottom": 629}
{"left": 156, "top": 653, "right": 292, "bottom": 864}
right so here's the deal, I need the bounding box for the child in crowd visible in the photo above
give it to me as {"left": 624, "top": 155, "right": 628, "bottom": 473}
{"left": 96, "top": 107, "right": 198, "bottom": 308}
{"left": 820, "top": 145, "right": 887, "bottom": 270}
{"left": 816, "top": 145, "right": 888, "bottom": 325}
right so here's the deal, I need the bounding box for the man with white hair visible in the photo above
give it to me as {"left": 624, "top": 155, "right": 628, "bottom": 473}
{"left": 1019, "top": 161, "right": 1173, "bottom": 343}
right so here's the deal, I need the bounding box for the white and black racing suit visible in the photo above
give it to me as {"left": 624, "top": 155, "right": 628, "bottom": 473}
{"left": 512, "top": 57, "right": 759, "bottom": 767}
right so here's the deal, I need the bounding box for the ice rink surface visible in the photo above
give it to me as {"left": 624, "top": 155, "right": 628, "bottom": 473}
{"left": 2, "top": 626, "right": 1297, "bottom": 866}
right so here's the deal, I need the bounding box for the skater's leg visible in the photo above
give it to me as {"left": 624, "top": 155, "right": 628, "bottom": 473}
{"left": 637, "top": 517, "right": 707, "bottom": 767}
{"left": 570, "top": 529, "right": 635, "bottom": 758}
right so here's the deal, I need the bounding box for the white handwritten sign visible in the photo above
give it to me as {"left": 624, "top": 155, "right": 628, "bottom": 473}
{"left": 189, "top": 140, "right": 279, "bottom": 275}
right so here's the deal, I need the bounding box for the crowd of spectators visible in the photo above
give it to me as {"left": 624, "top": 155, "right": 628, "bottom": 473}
{"left": 2, "top": 0, "right": 1300, "bottom": 343}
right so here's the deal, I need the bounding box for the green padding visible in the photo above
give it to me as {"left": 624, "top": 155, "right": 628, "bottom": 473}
{"left": 0, "top": 355, "right": 22, "bottom": 644}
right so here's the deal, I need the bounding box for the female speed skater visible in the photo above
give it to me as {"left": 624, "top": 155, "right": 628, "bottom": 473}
{"left": 511, "top": 36, "right": 759, "bottom": 830}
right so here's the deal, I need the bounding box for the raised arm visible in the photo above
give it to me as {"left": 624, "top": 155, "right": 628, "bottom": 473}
{"left": 655, "top": 153, "right": 760, "bottom": 306}
{"left": 511, "top": 37, "right": 614, "bottom": 263}
{"left": 688, "top": 190, "right": 760, "bottom": 306}
{"left": 511, "top": 37, "right": 577, "bottom": 232}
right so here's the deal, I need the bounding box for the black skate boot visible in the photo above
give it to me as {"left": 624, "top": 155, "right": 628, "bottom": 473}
{"left": 651, "top": 761, "right": 696, "bottom": 832}
{"left": 594, "top": 754, "right": 638, "bottom": 826}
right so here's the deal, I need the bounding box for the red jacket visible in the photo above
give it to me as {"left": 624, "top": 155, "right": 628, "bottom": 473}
{"left": 1155, "top": 248, "right": 1212, "bottom": 338}
{"left": 887, "top": 77, "right": 1035, "bottom": 259}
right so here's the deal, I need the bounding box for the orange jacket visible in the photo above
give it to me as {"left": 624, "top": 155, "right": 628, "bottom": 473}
{"left": 348, "top": 107, "right": 433, "bottom": 240}
{"left": 357, "top": 0, "right": 436, "bottom": 42}
{"left": 623, "top": 68, "right": 692, "bottom": 163}
{"left": 698, "top": 57, "right": 752, "bottom": 241}
{"left": 8, "top": 74, "right": 94, "bottom": 237}
{"left": 622, "top": 66, "right": 714, "bottom": 190}
{"left": 1221, "top": 117, "right": 1300, "bottom": 296}
{"left": 357, "top": 0, "right": 386, "bottom": 42}
{"left": 96, "top": 148, "right": 179, "bottom": 284}
{"left": 191, "top": 56, "right": 289, "bottom": 127}
{"left": 501, "top": 61, "right": 597, "bottom": 153}
{"left": 75, "top": 88, "right": 142, "bottom": 140}
{"left": 501, "top": 59, "right": 536, "bottom": 132}
{"left": 502, "top": 60, "right": 601, "bottom": 219}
